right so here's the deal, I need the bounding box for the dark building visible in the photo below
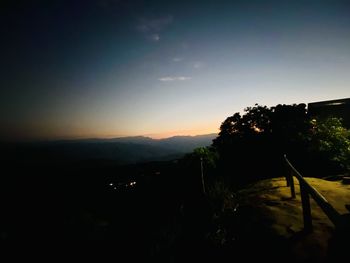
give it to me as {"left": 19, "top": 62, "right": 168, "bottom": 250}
{"left": 308, "top": 98, "right": 350, "bottom": 128}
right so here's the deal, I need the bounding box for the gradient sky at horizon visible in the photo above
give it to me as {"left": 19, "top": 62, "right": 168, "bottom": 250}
{"left": 1, "top": 0, "right": 350, "bottom": 140}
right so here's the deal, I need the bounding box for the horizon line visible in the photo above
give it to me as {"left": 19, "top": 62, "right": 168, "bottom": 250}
{"left": 0, "top": 131, "right": 219, "bottom": 143}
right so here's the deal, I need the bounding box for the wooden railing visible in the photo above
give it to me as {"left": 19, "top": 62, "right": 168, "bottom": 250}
{"left": 284, "top": 155, "right": 341, "bottom": 232}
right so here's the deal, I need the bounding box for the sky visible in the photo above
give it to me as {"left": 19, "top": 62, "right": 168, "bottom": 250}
{"left": 1, "top": 0, "right": 350, "bottom": 141}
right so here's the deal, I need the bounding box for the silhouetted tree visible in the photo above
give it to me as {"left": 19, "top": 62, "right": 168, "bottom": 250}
{"left": 213, "top": 103, "right": 310, "bottom": 186}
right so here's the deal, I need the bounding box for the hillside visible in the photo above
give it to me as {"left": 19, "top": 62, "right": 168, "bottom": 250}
{"left": 3, "top": 133, "right": 217, "bottom": 164}
{"left": 235, "top": 177, "right": 350, "bottom": 262}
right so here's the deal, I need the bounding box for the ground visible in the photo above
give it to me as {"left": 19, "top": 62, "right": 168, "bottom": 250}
{"left": 236, "top": 177, "right": 350, "bottom": 263}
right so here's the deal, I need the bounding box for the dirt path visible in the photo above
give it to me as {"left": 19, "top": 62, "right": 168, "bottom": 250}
{"left": 236, "top": 177, "right": 350, "bottom": 262}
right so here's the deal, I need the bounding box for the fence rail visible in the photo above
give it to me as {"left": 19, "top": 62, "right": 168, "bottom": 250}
{"left": 284, "top": 155, "right": 341, "bottom": 232}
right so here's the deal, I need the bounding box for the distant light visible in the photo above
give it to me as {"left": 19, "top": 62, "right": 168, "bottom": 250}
{"left": 109, "top": 183, "right": 114, "bottom": 186}
{"left": 326, "top": 102, "right": 344, "bottom": 106}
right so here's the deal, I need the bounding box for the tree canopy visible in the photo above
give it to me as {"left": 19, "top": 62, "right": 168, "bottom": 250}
{"left": 309, "top": 117, "right": 350, "bottom": 172}
{"left": 212, "top": 103, "right": 349, "bottom": 185}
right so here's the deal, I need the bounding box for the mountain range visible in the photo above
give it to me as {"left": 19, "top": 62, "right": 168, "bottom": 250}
{"left": 6, "top": 133, "right": 218, "bottom": 164}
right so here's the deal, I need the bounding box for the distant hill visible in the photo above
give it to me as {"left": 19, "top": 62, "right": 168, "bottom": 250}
{"left": 157, "top": 134, "right": 218, "bottom": 152}
{"left": 5, "top": 133, "right": 217, "bottom": 164}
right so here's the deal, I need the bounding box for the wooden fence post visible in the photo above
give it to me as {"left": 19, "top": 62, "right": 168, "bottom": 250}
{"left": 289, "top": 170, "right": 296, "bottom": 198}
{"left": 284, "top": 154, "right": 290, "bottom": 187}
{"left": 300, "top": 183, "right": 313, "bottom": 232}
{"left": 284, "top": 154, "right": 341, "bottom": 233}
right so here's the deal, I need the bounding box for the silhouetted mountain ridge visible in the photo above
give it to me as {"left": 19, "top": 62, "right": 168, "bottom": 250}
{"left": 4, "top": 133, "right": 217, "bottom": 164}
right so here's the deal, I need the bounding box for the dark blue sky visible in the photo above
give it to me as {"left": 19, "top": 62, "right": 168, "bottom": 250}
{"left": 1, "top": 0, "right": 350, "bottom": 140}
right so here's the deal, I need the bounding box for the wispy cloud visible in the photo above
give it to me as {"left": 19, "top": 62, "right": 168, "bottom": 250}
{"left": 177, "top": 76, "right": 191, "bottom": 81}
{"left": 137, "top": 15, "right": 173, "bottom": 42}
{"left": 193, "top": 61, "right": 205, "bottom": 69}
{"left": 172, "top": 57, "right": 183, "bottom": 62}
{"left": 159, "top": 76, "right": 191, "bottom": 82}
{"left": 150, "top": 34, "right": 160, "bottom": 42}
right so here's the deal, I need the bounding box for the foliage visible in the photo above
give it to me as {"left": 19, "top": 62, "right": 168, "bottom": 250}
{"left": 213, "top": 103, "right": 309, "bottom": 152}
{"left": 214, "top": 104, "right": 271, "bottom": 142}
{"left": 181, "top": 104, "right": 350, "bottom": 250}
{"left": 182, "top": 146, "right": 218, "bottom": 171}
{"left": 193, "top": 147, "right": 219, "bottom": 169}
{"left": 309, "top": 117, "right": 350, "bottom": 171}
{"left": 182, "top": 104, "right": 350, "bottom": 255}
{"left": 207, "top": 179, "right": 237, "bottom": 213}
{"left": 212, "top": 102, "right": 350, "bottom": 181}
{"left": 212, "top": 103, "right": 310, "bottom": 184}
{"left": 206, "top": 178, "right": 238, "bottom": 246}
